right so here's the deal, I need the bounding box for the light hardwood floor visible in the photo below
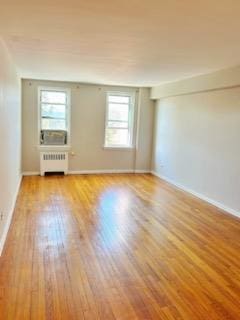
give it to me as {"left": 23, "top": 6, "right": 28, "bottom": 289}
{"left": 0, "top": 174, "right": 240, "bottom": 319}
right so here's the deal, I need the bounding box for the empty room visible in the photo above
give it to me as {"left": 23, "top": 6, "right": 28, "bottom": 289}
{"left": 1, "top": 0, "right": 240, "bottom": 319}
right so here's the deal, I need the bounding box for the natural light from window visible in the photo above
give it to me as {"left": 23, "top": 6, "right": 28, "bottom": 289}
{"left": 40, "top": 90, "right": 68, "bottom": 130}
{"left": 105, "top": 93, "right": 134, "bottom": 148}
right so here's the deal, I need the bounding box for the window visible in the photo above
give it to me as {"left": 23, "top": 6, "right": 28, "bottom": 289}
{"left": 104, "top": 92, "right": 135, "bottom": 148}
{"left": 39, "top": 87, "right": 70, "bottom": 145}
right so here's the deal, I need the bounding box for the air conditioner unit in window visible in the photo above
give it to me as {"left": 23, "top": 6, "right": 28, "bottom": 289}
{"left": 40, "top": 130, "right": 67, "bottom": 145}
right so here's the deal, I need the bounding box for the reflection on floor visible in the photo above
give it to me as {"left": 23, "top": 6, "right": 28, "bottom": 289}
{"left": 0, "top": 174, "right": 240, "bottom": 319}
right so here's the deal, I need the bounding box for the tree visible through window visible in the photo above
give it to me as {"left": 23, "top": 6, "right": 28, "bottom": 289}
{"left": 105, "top": 93, "right": 135, "bottom": 147}
{"left": 40, "top": 90, "right": 68, "bottom": 130}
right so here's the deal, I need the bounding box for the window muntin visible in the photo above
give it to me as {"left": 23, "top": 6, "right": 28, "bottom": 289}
{"left": 105, "top": 93, "right": 134, "bottom": 148}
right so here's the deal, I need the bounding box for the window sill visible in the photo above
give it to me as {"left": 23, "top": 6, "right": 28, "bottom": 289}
{"left": 37, "top": 145, "right": 71, "bottom": 151}
{"left": 103, "top": 145, "right": 135, "bottom": 151}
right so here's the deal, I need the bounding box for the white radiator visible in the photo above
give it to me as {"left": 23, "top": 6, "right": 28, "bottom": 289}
{"left": 40, "top": 152, "right": 68, "bottom": 176}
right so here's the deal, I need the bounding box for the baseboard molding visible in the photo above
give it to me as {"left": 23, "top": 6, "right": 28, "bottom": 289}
{"left": 134, "top": 170, "right": 151, "bottom": 173}
{"left": 0, "top": 174, "right": 22, "bottom": 256}
{"left": 151, "top": 171, "right": 240, "bottom": 219}
{"left": 69, "top": 169, "right": 134, "bottom": 174}
{"left": 23, "top": 170, "right": 151, "bottom": 176}
{"left": 22, "top": 171, "right": 40, "bottom": 176}
{"left": 69, "top": 169, "right": 150, "bottom": 175}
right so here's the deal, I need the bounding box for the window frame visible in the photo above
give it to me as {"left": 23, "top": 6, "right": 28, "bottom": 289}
{"left": 104, "top": 91, "right": 135, "bottom": 149}
{"left": 38, "top": 86, "right": 71, "bottom": 147}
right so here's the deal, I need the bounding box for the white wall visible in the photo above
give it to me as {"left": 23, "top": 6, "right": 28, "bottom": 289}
{"left": 22, "top": 80, "right": 154, "bottom": 173}
{"left": 152, "top": 87, "right": 240, "bottom": 216}
{"left": 135, "top": 88, "right": 154, "bottom": 171}
{"left": 0, "top": 39, "right": 22, "bottom": 254}
{"left": 151, "top": 65, "right": 240, "bottom": 99}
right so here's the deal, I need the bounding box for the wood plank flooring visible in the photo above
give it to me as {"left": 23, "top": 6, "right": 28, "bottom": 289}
{"left": 0, "top": 173, "right": 240, "bottom": 319}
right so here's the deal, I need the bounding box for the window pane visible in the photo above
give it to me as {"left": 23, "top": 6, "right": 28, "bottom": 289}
{"left": 41, "top": 91, "right": 66, "bottom": 104}
{"left": 108, "top": 121, "right": 128, "bottom": 128}
{"left": 108, "top": 104, "right": 129, "bottom": 121}
{"left": 108, "top": 95, "right": 130, "bottom": 104}
{"left": 105, "top": 128, "right": 129, "bottom": 146}
{"left": 42, "top": 104, "right": 66, "bottom": 119}
{"left": 41, "top": 118, "right": 66, "bottom": 130}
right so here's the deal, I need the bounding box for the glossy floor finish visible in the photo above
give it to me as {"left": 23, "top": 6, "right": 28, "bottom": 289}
{"left": 1, "top": 174, "right": 240, "bottom": 320}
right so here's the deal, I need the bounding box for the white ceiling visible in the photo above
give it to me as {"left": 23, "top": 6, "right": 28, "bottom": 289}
{"left": 1, "top": 0, "right": 240, "bottom": 86}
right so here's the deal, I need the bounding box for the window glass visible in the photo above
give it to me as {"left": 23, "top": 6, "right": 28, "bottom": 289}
{"left": 41, "top": 91, "right": 66, "bottom": 104}
{"left": 39, "top": 88, "right": 69, "bottom": 145}
{"left": 105, "top": 93, "right": 134, "bottom": 147}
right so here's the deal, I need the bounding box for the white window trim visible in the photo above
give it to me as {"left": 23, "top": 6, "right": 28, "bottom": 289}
{"left": 104, "top": 91, "right": 135, "bottom": 149}
{"left": 38, "top": 86, "right": 71, "bottom": 148}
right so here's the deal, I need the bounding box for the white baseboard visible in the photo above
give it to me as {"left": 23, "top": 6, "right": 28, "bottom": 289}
{"left": 22, "top": 171, "right": 40, "bottom": 176}
{"left": 69, "top": 169, "right": 151, "bottom": 174}
{"left": 69, "top": 169, "right": 134, "bottom": 174}
{"left": 151, "top": 171, "right": 240, "bottom": 219}
{"left": 134, "top": 169, "right": 151, "bottom": 173}
{"left": 22, "top": 170, "right": 150, "bottom": 176}
{"left": 0, "top": 174, "right": 22, "bottom": 256}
